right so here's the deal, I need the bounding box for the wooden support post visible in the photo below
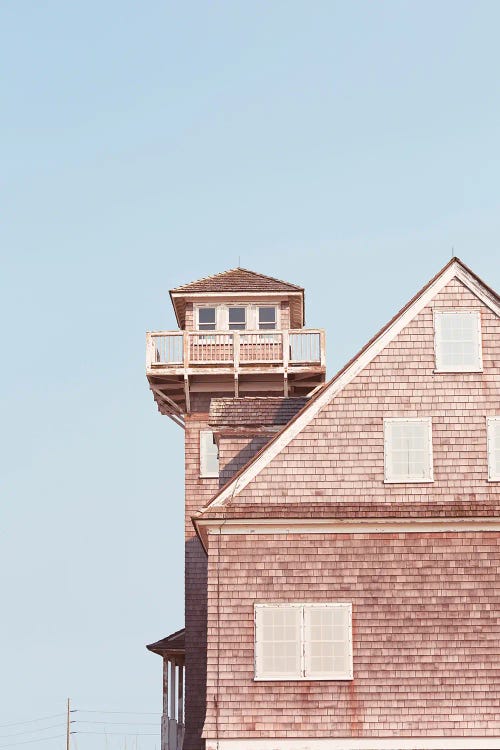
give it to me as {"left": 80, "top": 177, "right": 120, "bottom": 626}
{"left": 320, "top": 329, "right": 326, "bottom": 367}
{"left": 184, "top": 374, "right": 191, "bottom": 413}
{"left": 162, "top": 657, "right": 169, "bottom": 750}
{"left": 282, "top": 330, "right": 290, "bottom": 369}
{"left": 178, "top": 662, "right": 184, "bottom": 726}
{"left": 170, "top": 661, "right": 176, "bottom": 720}
{"left": 183, "top": 332, "right": 189, "bottom": 369}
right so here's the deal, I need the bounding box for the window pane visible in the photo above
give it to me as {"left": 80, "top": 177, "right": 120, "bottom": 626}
{"left": 258, "top": 307, "right": 276, "bottom": 330}
{"left": 200, "top": 430, "right": 219, "bottom": 477}
{"left": 488, "top": 418, "right": 500, "bottom": 480}
{"left": 304, "top": 605, "right": 351, "bottom": 678}
{"left": 198, "top": 308, "right": 216, "bottom": 331}
{"left": 385, "top": 420, "right": 432, "bottom": 482}
{"left": 228, "top": 307, "right": 246, "bottom": 330}
{"left": 256, "top": 606, "right": 301, "bottom": 678}
{"left": 435, "top": 312, "right": 481, "bottom": 370}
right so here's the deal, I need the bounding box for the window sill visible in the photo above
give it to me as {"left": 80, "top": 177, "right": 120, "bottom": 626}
{"left": 433, "top": 368, "right": 483, "bottom": 374}
{"left": 254, "top": 675, "right": 353, "bottom": 682}
{"left": 199, "top": 474, "right": 219, "bottom": 480}
{"left": 384, "top": 478, "right": 434, "bottom": 484}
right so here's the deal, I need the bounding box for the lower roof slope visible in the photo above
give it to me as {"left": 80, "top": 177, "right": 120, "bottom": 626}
{"left": 209, "top": 397, "right": 308, "bottom": 428}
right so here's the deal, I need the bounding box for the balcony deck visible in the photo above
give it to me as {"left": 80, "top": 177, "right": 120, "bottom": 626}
{"left": 146, "top": 329, "right": 326, "bottom": 423}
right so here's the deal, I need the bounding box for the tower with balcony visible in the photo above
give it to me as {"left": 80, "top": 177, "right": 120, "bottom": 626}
{"left": 146, "top": 267, "right": 326, "bottom": 750}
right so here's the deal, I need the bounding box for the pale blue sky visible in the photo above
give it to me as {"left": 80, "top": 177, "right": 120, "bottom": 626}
{"left": 1, "top": 1, "right": 499, "bottom": 748}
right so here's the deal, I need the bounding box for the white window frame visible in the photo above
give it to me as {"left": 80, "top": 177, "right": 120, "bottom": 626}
{"left": 196, "top": 305, "right": 218, "bottom": 331}
{"left": 257, "top": 305, "right": 278, "bottom": 330}
{"left": 254, "top": 602, "right": 353, "bottom": 681}
{"left": 384, "top": 417, "right": 434, "bottom": 483}
{"left": 194, "top": 304, "right": 279, "bottom": 331}
{"left": 433, "top": 310, "right": 483, "bottom": 373}
{"left": 487, "top": 417, "right": 500, "bottom": 482}
{"left": 199, "top": 430, "right": 219, "bottom": 478}
{"left": 227, "top": 305, "right": 247, "bottom": 330}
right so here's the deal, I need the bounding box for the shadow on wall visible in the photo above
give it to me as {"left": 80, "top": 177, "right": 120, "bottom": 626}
{"left": 184, "top": 535, "right": 208, "bottom": 750}
{"left": 219, "top": 436, "right": 272, "bottom": 489}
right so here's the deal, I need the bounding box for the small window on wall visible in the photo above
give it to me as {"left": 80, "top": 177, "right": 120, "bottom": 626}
{"left": 200, "top": 430, "right": 219, "bottom": 477}
{"left": 487, "top": 417, "right": 500, "bottom": 481}
{"left": 254, "top": 603, "right": 352, "bottom": 681}
{"left": 258, "top": 307, "right": 277, "bottom": 330}
{"left": 228, "top": 307, "right": 246, "bottom": 330}
{"left": 198, "top": 307, "right": 216, "bottom": 331}
{"left": 434, "top": 311, "right": 482, "bottom": 372}
{"left": 384, "top": 418, "right": 433, "bottom": 483}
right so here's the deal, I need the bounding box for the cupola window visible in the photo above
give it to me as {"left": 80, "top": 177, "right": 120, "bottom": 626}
{"left": 228, "top": 307, "right": 247, "bottom": 330}
{"left": 258, "top": 306, "right": 277, "bottom": 330}
{"left": 198, "top": 307, "right": 216, "bottom": 331}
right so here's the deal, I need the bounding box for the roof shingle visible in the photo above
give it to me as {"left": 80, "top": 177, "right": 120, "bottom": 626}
{"left": 209, "top": 397, "right": 308, "bottom": 428}
{"left": 170, "top": 267, "right": 303, "bottom": 294}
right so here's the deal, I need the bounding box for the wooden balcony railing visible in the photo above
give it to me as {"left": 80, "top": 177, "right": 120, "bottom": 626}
{"left": 146, "top": 329, "right": 326, "bottom": 370}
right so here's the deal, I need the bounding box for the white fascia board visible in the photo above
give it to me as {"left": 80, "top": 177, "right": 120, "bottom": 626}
{"left": 455, "top": 266, "right": 500, "bottom": 317}
{"left": 206, "top": 739, "right": 500, "bottom": 750}
{"left": 170, "top": 291, "right": 302, "bottom": 299}
{"left": 201, "top": 261, "right": 500, "bottom": 513}
{"left": 199, "top": 517, "right": 500, "bottom": 536}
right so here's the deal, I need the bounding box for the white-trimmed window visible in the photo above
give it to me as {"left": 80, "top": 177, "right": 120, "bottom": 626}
{"left": 384, "top": 418, "right": 433, "bottom": 483}
{"left": 258, "top": 306, "right": 277, "bottom": 330}
{"left": 254, "top": 603, "right": 352, "bottom": 681}
{"left": 434, "top": 311, "right": 482, "bottom": 372}
{"left": 228, "top": 306, "right": 246, "bottom": 330}
{"left": 197, "top": 307, "right": 217, "bottom": 331}
{"left": 195, "top": 304, "right": 278, "bottom": 331}
{"left": 200, "top": 430, "right": 219, "bottom": 477}
{"left": 487, "top": 417, "right": 500, "bottom": 481}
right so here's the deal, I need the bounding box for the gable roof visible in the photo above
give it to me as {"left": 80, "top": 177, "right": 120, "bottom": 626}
{"left": 209, "top": 397, "right": 308, "bottom": 428}
{"left": 195, "top": 257, "right": 500, "bottom": 518}
{"left": 170, "top": 267, "right": 303, "bottom": 294}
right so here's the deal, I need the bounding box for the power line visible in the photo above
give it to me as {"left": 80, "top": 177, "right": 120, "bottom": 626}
{"left": 73, "top": 721, "right": 157, "bottom": 726}
{"left": 74, "top": 710, "right": 160, "bottom": 716}
{"left": 0, "top": 716, "right": 66, "bottom": 730}
{"left": 0, "top": 723, "right": 68, "bottom": 739}
{"left": 0, "top": 735, "right": 66, "bottom": 749}
{"left": 72, "top": 731, "right": 158, "bottom": 747}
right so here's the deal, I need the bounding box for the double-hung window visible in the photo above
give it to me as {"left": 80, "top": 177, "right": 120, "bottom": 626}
{"left": 254, "top": 603, "right": 352, "bottom": 681}
{"left": 228, "top": 307, "right": 246, "bottom": 330}
{"left": 384, "top": 418, "right": 433, "bottom": 483}
{"left": 434, "top": 311, "right": 482, "bottom": 372}
{"left": 197, "top": 307, "right": 217, "bottom": 331}
{"left": 200, "top": 430, "right": 219, "bottom": 477}
{"left": 487, "top": 417, "right": 500, "bottom": 481}
{"left": 258, "top": 306, "right": 277, "bottom": 330}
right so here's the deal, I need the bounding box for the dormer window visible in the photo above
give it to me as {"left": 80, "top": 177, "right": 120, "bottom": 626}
{"left": 258, "top": 307, "right": 277, "bottom": 330}
{"left": 434, "top": 311, "right": 482, "bottom": 372}
{"left": 228, "top": 307, "right": 246, "bottom": 330}
{"left": 198, "top": 307, "right": 216, "bottom": 331}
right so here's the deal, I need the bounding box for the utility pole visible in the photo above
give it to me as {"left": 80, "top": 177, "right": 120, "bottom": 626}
{"left": 66, "top": 698, "right": 71, "bottom": 750}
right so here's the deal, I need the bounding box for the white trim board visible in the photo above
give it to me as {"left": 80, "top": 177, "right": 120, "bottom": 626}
{"left": 171, "top": 291, "right": 303, "bottom": 299}
{"left": 201, "top": 260, "right": 500, "bottom": 513}
{"left": 206, "top": 739, "right": 500, "bottom": 750}
{"left": 199, "top": 517, "right": 500, "bottom": 538}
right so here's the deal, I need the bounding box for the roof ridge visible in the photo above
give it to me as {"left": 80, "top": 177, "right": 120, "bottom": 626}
{"left": 194, "top": 257, "right": 499, "bottom": 519}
